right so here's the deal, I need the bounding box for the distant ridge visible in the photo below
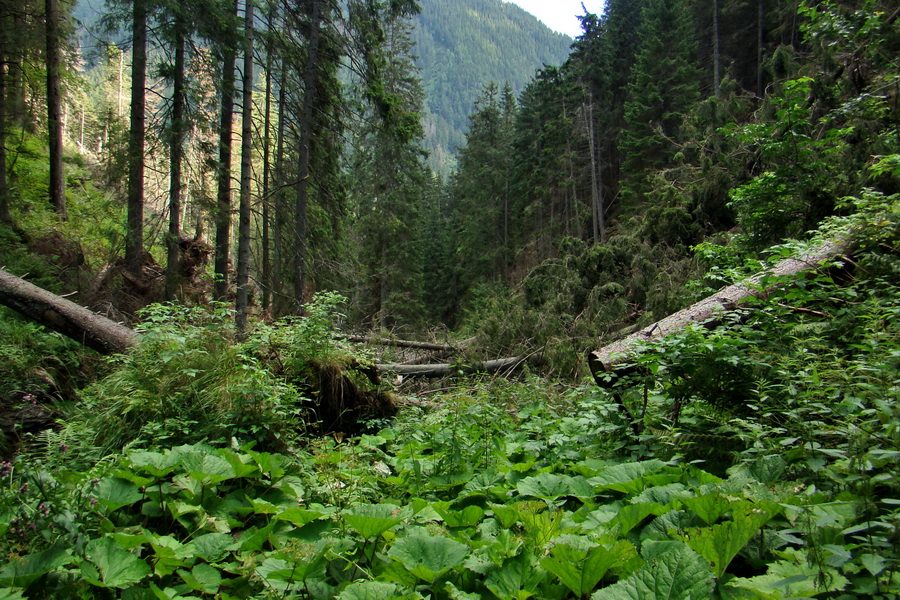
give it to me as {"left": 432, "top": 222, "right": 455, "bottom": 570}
{"left": 413, "top": 0, "right": 572, "bottom": 176}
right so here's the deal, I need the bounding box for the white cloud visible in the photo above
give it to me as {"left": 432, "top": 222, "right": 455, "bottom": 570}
{"left": 504, "top": 0, "right": 606, "bottom": 38}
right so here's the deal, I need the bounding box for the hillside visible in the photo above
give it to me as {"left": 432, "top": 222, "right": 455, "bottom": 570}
{"left": 413, "top": 0, "right": 573, "bottom": 175}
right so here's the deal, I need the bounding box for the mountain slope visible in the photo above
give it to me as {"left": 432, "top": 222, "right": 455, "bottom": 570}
{"left": 413, "top": 0, "right": 572, "bottom": 175}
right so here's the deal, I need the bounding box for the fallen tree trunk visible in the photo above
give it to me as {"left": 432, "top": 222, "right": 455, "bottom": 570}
{"left": 0, "top": 268, "right": 526, "bottom": 378}
{"left": 0, "top": 268, "right": 139, "bottom": 354}
{"left": 377, "top": 355, "right": 531, "bottom": 378}
{"left": 588, "top": 236, "right": 854, "bottom": 386}
{"left": 341, "top": 335, "right": 469, "bottom": 353}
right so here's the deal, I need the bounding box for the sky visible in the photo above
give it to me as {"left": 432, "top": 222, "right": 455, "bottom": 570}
{"left": 505, "top": 0, "right": 607, "bottom": 38}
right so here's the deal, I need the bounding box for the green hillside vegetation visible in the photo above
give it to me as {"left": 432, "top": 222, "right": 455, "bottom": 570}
{"left": 1, "top": 0, "right": 900, "bottom": 597}
{"left": 413, "top": 0, "right": 572, "bottom": 175}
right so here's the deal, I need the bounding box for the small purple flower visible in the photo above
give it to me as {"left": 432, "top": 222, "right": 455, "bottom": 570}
{"left": 0, "top": 461, "right": 11, "bottom": 476}
{"left": 90, "top": 497, "right": 99, "bottom": 506}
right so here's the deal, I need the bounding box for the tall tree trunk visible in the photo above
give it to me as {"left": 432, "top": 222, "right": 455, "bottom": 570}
{"left": 214, "top": 0, "right": 238, "bottom": 301}
{"left": 712, "top": 0, "right": 721, "bottom": 96}
{"left": 260, "top": 4, "right": 273, "bottom": 315}
{"left": 125, "top": 0, "right": 147, "bottom": 275}
{"left": 0, "top": 42, "right": 10, "bottom": 225}
{"left": 293, "top": 0, "right": 322, "bottom": 313}
{"left": 45, "top": 0, "right": 66, "bottom": 219}
{"left": 273, "top": 64, "right": 287, "bottom": 316}
{"left": 757, "top": 0, "right": 765, "bottom": 97}
{"left": 586, "top": 95, "right": 605, "bottom": 243}
{"left": 165, "top": 18, "right": 186, "bottom": 301}
{"left": 235, "top": 0, "right": 254, "bottom": 336}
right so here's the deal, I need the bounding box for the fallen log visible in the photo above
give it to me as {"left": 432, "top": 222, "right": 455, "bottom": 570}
{"left": 588, "top": 235, "right": 854, "bottom": 387}
{"left": 0, "top": 268, "right": 527, "bottom": 379}
{"left": 377, "top": 355, "right": 531, "bottom": 378}
{"left": 0, "top": 268, "right": 139, "bottom": 354}
{"left": 341, "top": 335, "right": 467, "bottom": 353}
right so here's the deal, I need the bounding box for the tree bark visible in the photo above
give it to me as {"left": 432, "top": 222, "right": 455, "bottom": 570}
{"left": 235, "top": 0, "right": 254, "bottom": 336}
{"left": 260, "top": 4, "right": 274, "bottom": 315}
{"left": 294, "top": 0, "right": 322, "bottom": 313}
{"left": 0, "top": 40, "right": 9, "bottom": 225}
{"left": 0, "top": 268, "right": 138, "bottom": 354}
{"left": 45, "top": 0, "right": 66, "bottom": 219}
{"left": 588, "top": 235, "right": 854, "bottom": 386}
{"left": 376, "top": 355, "right": 532, "bottom": 378}
{"left": 712, "top": 0, "right": 721, "bottom": 96}
{"left": 165, "top": 17, "right": 186, "bottom": 301}
{"left": 126, "top": 0, "right": 147, "bottom": 276}
{"left": 214, "top": 0, "right": 238, "bottom": 301}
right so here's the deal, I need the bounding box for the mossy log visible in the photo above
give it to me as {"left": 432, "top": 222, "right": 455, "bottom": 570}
{"left": 0, "top": 268, "right": 139, "bottom": 354}
{"left": 588, "top": 236, "right": 855, "bottom": 387}
{"left": 376, "top": 355, "right": 531, "bottom": 378}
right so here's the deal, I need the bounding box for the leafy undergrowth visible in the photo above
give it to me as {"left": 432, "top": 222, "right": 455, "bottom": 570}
{"left": 1, "top": 367, "right": 898, "bottom": 599}
{"left": 1, "top": 198, "right": 898, "bottom": 598}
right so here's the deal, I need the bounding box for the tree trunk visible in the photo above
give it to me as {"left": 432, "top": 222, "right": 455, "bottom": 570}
{"left": 0, "top": 268, "right": 138, "bottom": 354}
{"left": 588, "top": 235, "right": 854, "bottom": 386}
{"left": 0, "top": 41, "right": 9, "bottom": 225}
{"left": 214, "top": 0, "right": 238, "bottom": 301}
{"left": 712, "top": 0, "right": 721, "bottom": 96}
{"left": 293, "top": 0, "right": 322, "bottom": 313}
{"left": 165, "top": 18, "right": 186, "bottom": 301}
{"left": 126, "top": 0, "right": 147, "bottom": 276}
{"left": 757, "top": 0, "right": 765, "bottom": 97}
{"left": 586, "top": 94, "right": 605, "bottom": 243}
{"left": 261, "top": 4, "right": 274, "bottom": 315}
{"left": 45, "top": 0, "right": 66, "bottom": 219}
{"left": 272, "top": 64, "right": 287, "bottom": 316}
{"left": 376, "top": 355, "right": 533, "bottom": 378}
{"left": 235, "top": 0, "right": 254, "bottom": 336}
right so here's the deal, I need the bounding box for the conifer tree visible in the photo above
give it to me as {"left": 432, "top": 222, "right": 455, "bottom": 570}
{"left": 619, "top": 0, "right": 700, "bottom": 208}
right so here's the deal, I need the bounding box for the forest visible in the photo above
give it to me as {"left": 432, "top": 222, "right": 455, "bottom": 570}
{"left": 0, "top": 0, "right": 899, "bottom": 597}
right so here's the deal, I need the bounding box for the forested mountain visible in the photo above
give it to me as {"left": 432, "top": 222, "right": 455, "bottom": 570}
{"left": 412, "top": 0, "right": 572, "bottom": 175}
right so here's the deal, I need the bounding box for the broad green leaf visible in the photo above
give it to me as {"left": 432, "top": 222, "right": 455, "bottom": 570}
{"left": 516, "top": 473, "right": 594, "bottom": 500}
{"left": 344, "top": 504, "right": 404, "bottom": 539}
{"left": 128, "top": 451, "right": 177, "bottom": 478}
{"left": 445, "top": 581, "right": 482, "bottom": 600}
{"left": 256, "top": 554, "right": 326, "bottom": 590}
{"left": 490, "top": 502, "right": 520, "bottom": 528}
{"left": 276, "top": 508, "right": 326, "bottom": 528}
{"left": 0, "top": 589, "right": 27, "bottom": 600}
{"left": 677, "top": 501, "right": 780, "bottom": 578}
{"left": 248, "top": 450, "right": 287, "bottom": 479}
{"left": 681, "top": 494, "right": 734, "bottom": 526}
{"left": 520, "top": 508, "right": 562, "bottom": 548}
{"left": 388, "top": 534, "right": 469, "bottom": 582}
{"left": 192, "top": 532, "right": 235, "bottom": 562}
{"left": 485, "top": 553, "right": 543, "bottom": 600}
{"left": 178, "top": 563, "right": 221, "bottom": 594}
{"left": 0, "top": 541, "right": 70, "bottom": 587}
{"left": 728, "top": 551, "right": 849, "bottom": 598}
{"left": 433, "top": 502, "right": 485, "bottom": 528}
{"left": 609, "top": 502, "right": 667, "bottom": 535}
{"left": 860, "top": 553, "right": 887, "bottom": 576}
{"left": 216, "top": 448, "right": 260, "bottom": 478}
{"left": 93, "top": 477, "right": 144, "bottom": 511}
{"left": 591, "top": 541, "right": 714, "bottom": 600}
{"left": 84, "top": 537, "right": 151, "bottom": 588}
{"left": 541, "top": 540, "right": 636, "bottom": 597}
{"left": 238, "top": 521, "right": 276, "bottom": 552}
{"left": 337, "top": 581, "right": 400, "bottom": 600}
{"left": 181, "top": 451, "right": 236, "bottom": 484}
{"left": 588, "top": 460, "right": 666, "bottom": 495}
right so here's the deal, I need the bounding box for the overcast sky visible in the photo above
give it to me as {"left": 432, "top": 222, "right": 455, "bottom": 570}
{"left": 505, "top": 0, "right": 606, "bottom": 38}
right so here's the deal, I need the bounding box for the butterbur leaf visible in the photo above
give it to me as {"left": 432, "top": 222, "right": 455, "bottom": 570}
{"left": 192, "top": 532, "right": 235, "bottom": 562}
{"left": 93, "top": 477, "right": 144, "bottom": 512}
{"left": 516, "top": 473, "right": 594, "bottom": 500}
{"left": 337, "top": 581, "right": 401, "bottom": 600}
{"left": 681, "top": 494, "right": 734, "bottom": 526}
{"left": 178, "top": 563, "right": 221, "bottom": 594}
{"left": 433, "top": 502, "right": 485, "bottom": 528}
{"left": 588, "top": 460, "right": 666, "bottom": 495}
{"left": 128, "top": 451, "right": 177, "bottom": 478}
{"left": 0, "top": 589, "right": 27, "bottom": 600}
{"left": 591, "top": 541, "right": 714, "bottom": 600}
{"left": 728, "top": 551, "right": 849, "bottom": 598}
{"left": 84, "top": 537, "right": 151, "bottom": 588}
{"left": 860, "top": 553, "right": 887, "bottom": 576}
{"left": 0, "top": 541, "right": 70, "bottom": 587}
{"left": 609, "top": 502, "right": 667, "bottom": 534}
{"left": 181, "top": 451, "right": 236, "bottom": 484}
{"left": 276, "top": 508, "right": 326, "bottom": 528}
{"left": 485, "top": 553, "right": 543, "bottom": 600}
{"left": 344, "top": 504, "right": 404, "bottom": 539}
{"left": 388, "top": 534, "right": 469, "bottom": 582}
{"left": 677, "top": 501, "right": 780, "bottom": 578}
{"left": 256, "top": 554, "right": 326, "bottom": 590}
{"left": 541, "top": 541, "right": 636, "bottom": 597}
